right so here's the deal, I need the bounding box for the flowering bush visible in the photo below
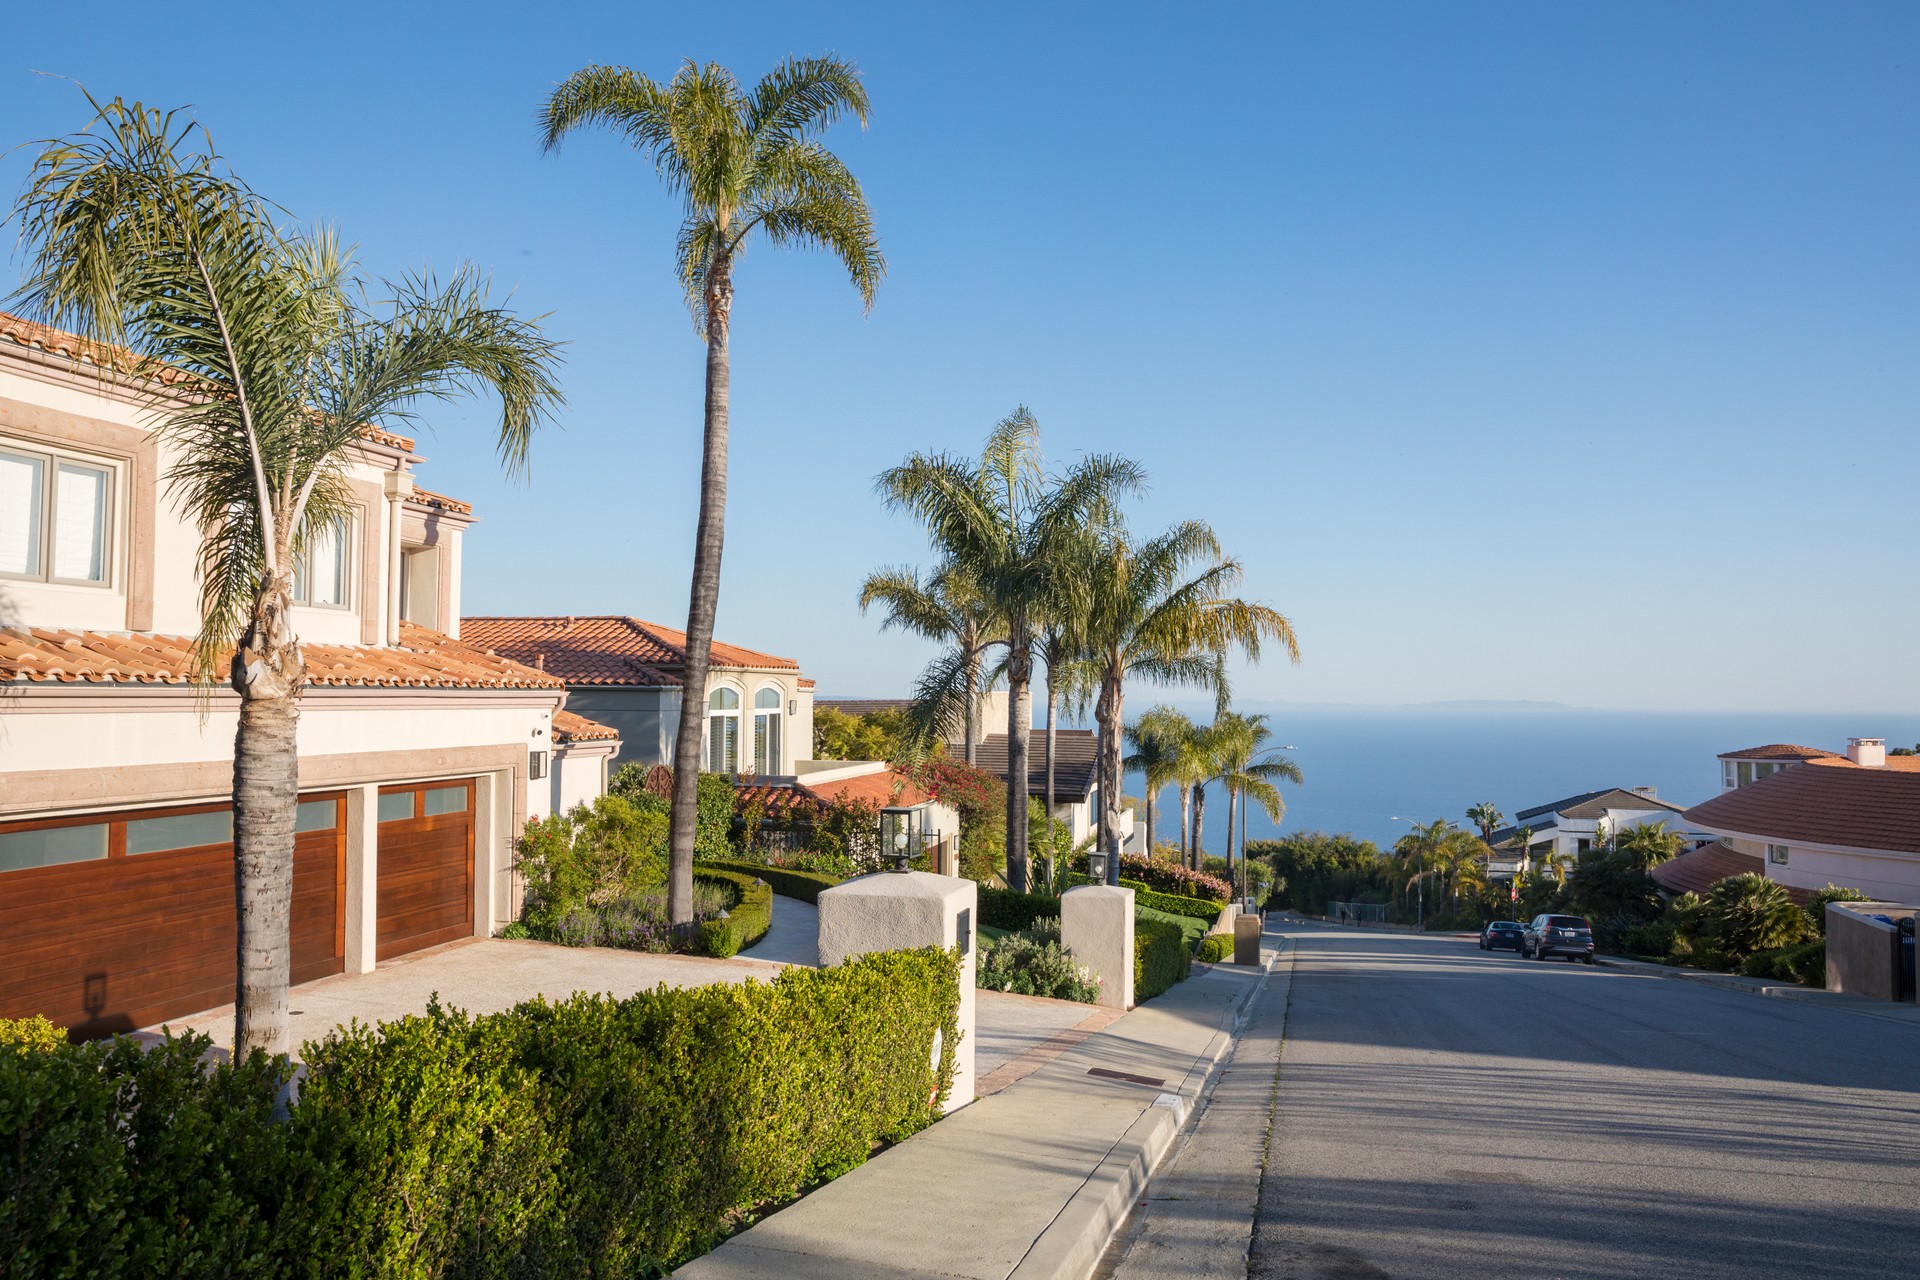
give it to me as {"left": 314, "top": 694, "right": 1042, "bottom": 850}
{"left": 543, "top": 880, "right": 737, "bottom": 952}
{"left": 976, "top": 927, "right": 1101, "bottom": 1003}
{"left": 1077, "top": 853, "right": 1231, "bottom": 903}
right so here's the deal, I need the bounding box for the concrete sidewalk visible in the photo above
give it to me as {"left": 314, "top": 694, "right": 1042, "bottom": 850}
{"left": 674, "top": 951, "right": 1279, "bottom": 1280}
{"left": 1596, "top": 953, "right": 1920, "bottom": 1024}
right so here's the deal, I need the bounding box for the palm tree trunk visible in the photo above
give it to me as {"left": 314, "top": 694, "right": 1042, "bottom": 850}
{"left": 668, "top": 266, "right": 732, "bottom": 932}
{"left": 1143, "top": 783, "right": 1154, "bottom": 862}
{"left": 1094, "top": 674, "right": 1124, "bottom": 883}
{"left": 962, "top": 648, "right": 979, "bottom": 767}
{"left": 1191, "top": 782, "right": 1207, "bottom": 869}
{"left": 1178, "top": 783, "right": 1192, "bottom": 868}
{"left": 231, "top": 586, "right": 304, "bottom": 1057}
{"left": 1044, "top": 667, "right": 1057, "bottom": 842}
{"left": 1005, "top": 625, "right": 1033, "bottom": 893}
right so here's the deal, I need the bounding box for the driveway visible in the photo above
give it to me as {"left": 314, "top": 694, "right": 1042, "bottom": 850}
{"left": 1248, "top": 922, "right": 1920, "bottom": 1280}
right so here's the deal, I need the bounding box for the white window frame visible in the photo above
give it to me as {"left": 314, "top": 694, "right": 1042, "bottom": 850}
{"left": 0, "top": 439, "right": 116, "bottom": 589}
{"left": 752, "top": 685, "right": 784, "bottom": 775}
{"left": 1767, "top": 843, "right": 1789, "bottom": 866}
{"left": 706, "top": 685, "right": 741, "bottom": 773}
{"left": 290, "top": 516, "right": 352, "bottom": 610}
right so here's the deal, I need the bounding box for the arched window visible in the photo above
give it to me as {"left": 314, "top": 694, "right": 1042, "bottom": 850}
{"left": 706, "top": 686, "right": 740, "bottom": 773}
{"left": 753, "top": 687, "right": 783, "bottom": 775}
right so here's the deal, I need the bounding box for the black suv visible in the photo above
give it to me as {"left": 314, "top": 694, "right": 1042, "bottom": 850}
{"left": 1480, "top": 920, "right": 1525, "bottom": 952}
{"left": 1522, "top": 914, "right": 1595, "bottom": 964}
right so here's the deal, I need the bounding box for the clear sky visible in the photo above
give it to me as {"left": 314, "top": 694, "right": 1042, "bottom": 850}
{"left": 5, "top": 2, "right": 1914, "bottom": 712}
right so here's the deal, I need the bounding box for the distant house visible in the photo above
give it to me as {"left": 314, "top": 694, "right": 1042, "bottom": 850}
{"left": 736, "top": 761, "right": 963, "bottom": 872}
{"left": 1681, "top": 737, "right": 1920, "bottom": 902}
{"left": 815, "top": 690, "right": 1142, "bottom": 853}
{"left": 1488, "top": 787, "right": 1693, "bottom": 863}
{"left": 462, "top": 616, "right": 816, "bottom": 776}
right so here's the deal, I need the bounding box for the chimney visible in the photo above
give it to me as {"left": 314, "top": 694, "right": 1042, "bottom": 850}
{"left": 1847, "top": 737, "right": 1886, "bottom": 768}
{"left": 534, "top": 654, "right": 546, "bottom": 672}
{"left": 1633, "top": 786, "right": 1657, "bottom": 799}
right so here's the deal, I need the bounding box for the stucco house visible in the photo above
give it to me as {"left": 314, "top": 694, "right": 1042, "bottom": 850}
{"left": 1489, "top": 786, "right": 1693, "bottom": 863}
{"left": 460, "top": 615, "right": 816, "bottom": 776}
{"left": 1680, "top": 737, "right": 1920, "bottom": 902}
{"left": 0, "top": 311, "right": 617, "bottom": 1037}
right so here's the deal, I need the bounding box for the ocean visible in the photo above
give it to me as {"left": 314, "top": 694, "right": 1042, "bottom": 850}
{"left": 1121, "top": 705, "right": 1920, "bottom": 851}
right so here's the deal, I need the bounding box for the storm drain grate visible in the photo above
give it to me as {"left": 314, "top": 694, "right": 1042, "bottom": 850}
{"left": 1087, "top": 1066, "right": 1167, "bottom": 1088}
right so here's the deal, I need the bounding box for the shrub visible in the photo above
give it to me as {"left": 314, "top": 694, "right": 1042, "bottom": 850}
{"left": 609, "top": 763, "right": 734, "bottom": 862}
{"left": 690, "top": 868, "right": 773, "bottom": 958}
{"left": 0, "top": 951, "right": 962, "bottom": 1277}
{"left": 499, "top": 921, "right": 532, "bottom": 940}
{"left": 975, "top": 931, "right": 1100, "bottom": 1003}
{"left": 1121, "top": 879, "right": 1224, "bottom": 924}
{"left": 0, "top": 1014, "right": 67, "bottom": 1050}
{"left": 1805, "top": 884, "right": 1874, "bottom": 936}
{"left": 1703, "top": 873, "right": 1810, "bottom": 963}
{"left": 1117, "top": 854, "right": 1231, "bottom": 904}
{"left": 1195, "top": 934, "right": 1234, "bottom": 964}
{"left": 1788, "top": 939, "right": 1827, "bottom": 987}
{"left": 1135, "top": 917, "right": 1191, "bottom": 1001}
{"left": 1620, "top": 920, "right": 1676, "bottom": 959}
{"left": 698, "top": 859, "right": 843, "bottom": 905}
{"left": 543, "top": 879, "right": 738, "bottom": 953}
{"left": 516, "top": 793, "right": 670, "bottom": 937}
{"left": 979, "top": 888, "right": 1064, "bottom": 933}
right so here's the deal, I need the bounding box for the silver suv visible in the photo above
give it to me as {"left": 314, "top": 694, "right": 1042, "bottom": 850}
{"left": 1522, "top": 914, "right": 1595, "bottom": 964}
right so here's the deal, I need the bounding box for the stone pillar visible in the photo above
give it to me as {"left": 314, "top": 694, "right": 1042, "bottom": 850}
{"left": 1233, "top": 910, "right": 1263, "bottom": 966}
{"left": 1062, "top": 883, "right": 1134, "bottom": 1010}
{"left": 818, "top": 871, "right": 977, "bottom": 1112}
{"left": 343, "top": 783, "right": 380, "bottom": 974}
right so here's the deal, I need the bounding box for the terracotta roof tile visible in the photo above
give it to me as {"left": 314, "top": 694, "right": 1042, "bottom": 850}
{"left": 1650, "top": 844, "right": 1810, "bottom": 904}
{"left": 0, "top": 622, "right": 561, "bottom": 690}
{"left": 1716, "top": 743, "right": 1841, "bottom": 762}
{"left": 0, "top": 310, "right": 415, "bottom": 453}
{"left": 553, "top": 709, "right": 620, "bottom": 742}
{"left": 1683, "top": 757, "right": 1920, "bottom": 856}
{"left": 460, "top": 615, "right": 800, "bottom": 687}
{"left": 809, "top": 769, "right": 933, "bottom": 809}
{"left": 406, "top": 486, "right": 472, "bottom": 516}
{"left": 797, "top": 677, "right": 816, "bottom": 690}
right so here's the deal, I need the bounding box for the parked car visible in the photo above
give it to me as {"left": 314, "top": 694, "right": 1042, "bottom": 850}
{"left": 1522, "top": 914, "right": 1595, "bottom": 963}
{"left": 1480, "top": 920, "right": 1525, "bottom": 952}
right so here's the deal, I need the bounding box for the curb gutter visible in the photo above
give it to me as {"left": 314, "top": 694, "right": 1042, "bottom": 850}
{"left": 1007, "top": 943, "right": 1285, "bottom": 1280}
{"left": 1596, "top": 955, "right": 1920, "bottom": 1025}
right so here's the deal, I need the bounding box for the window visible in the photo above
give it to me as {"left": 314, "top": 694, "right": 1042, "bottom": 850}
{"left": 292, "top": 517, "right": 349, "bottom": 608}
{"left": 378, "top": 791, "right": 416, "bottom": 822}
{"left": 1737, "top": 760, "right": 1755, "bottom": 787}
{"left": 0, "top": 822, "right": 108, "bottom": 873}
{"left": 126, "top": 809, "right": 233, "bottom": 855}
{"left": 1768, "top": 843, "right": 1790, "bottom": 866}
{"left": 0, "top": 443, "right": 112, "bottom": 586}
{"left": 707, "top": 687, "right": 740, "bottom": 772}
{"left": 1723, "top": 761, "right": 1736, "bottom": 790}
{"left": 423, "top": 785, "right": 468, "bottom": 816}
{"left": 752, "top": 687, "right": 783, "bottom": 774}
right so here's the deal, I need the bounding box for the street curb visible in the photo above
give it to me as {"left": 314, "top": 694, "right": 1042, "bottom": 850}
{"left": 1595, "top": 955, "right": 1920, "bottom": 1025}
{"left": 1008, "top": 943, "right": 1284, "bottom": 1280}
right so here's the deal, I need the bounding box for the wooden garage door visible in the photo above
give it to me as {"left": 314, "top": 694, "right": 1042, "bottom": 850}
{"left": 375, "top": 780, "right": 476, "bottom": 961}
{"left": 0, "top": 794, "right": 346, "bottom": 1037}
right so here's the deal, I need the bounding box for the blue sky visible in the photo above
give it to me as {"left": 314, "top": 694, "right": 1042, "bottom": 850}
{"left": 5, "top": 2, "right": 1914, "bottom": 712}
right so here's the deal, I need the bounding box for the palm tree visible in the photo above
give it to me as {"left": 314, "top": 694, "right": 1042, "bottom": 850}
{"left": 1081, "top": 522, "right": 1298, "bottom": 881}
{"left": 1212, "top": 713, "right": 1302, "bottom": 902}
{"left": 1613, "top": 820, "right": 1685, "bottom": 871}
{"left": 1124, "top": 706, "right": 1195, "bottom": 857}
{"left": 1466, "top": 801, "right": 1504, "bottom": 845}
{"left": 877, "top": 409, "right": 1140, "bottom": 891}
{"left": 13, "top": 98, "right": 563, "bottom": 1054}
{"left": 541, "top": 57, "right": 883, "bottom": 933}
{"left": 858, "top": 563, "right": 1002, "bottom": 764}
{"left": 1394, "top": 819, "right": 1459, "bottom": 928}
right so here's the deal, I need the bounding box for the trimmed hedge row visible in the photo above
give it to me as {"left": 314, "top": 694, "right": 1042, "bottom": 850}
{"left": 979, "top": 888, "right": 1066, "bottom": 933}
{"left": 1119, "top": 879, "right": 1224, "bottom": 925}
{"left": 1195, "top": 934, "right": 1234, "bottom": 964}
{"left": 1135, "top": 918, "right": 1192, "bottom": 1002}
{"left": 0, "top": 950, "right": 962, "bottom": 1278}
{"left": 698, "top": 860, "right": 845, "bottom": 906}
{"left": 691, "top": 868, "right": 773, "bottom": 958}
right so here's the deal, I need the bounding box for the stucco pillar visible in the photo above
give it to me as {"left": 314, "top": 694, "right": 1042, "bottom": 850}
{"left": 343, "top": 783, "right": 380, "bottom": 973}
{"left": 817, "top": 871, "right": 977, "bottom": 1112}
{"left": 382, "top": 470, "right": 412, "bottom": 646}
{"left": 1062, "top": 883, "right": 1135, "bottom": 1010}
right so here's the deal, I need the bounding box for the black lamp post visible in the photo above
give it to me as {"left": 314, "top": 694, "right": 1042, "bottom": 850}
{"left": 881, "top": 806, "right": 921, "bottom": 874}
{"left": 1086, "top": 848, "right": 1109, "bottom": 885}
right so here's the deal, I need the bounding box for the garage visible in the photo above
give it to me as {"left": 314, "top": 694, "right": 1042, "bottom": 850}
{"left": 0, "top": 793, "right": 346, "bottom": 1036}
{"left": 375, "top": 779, "right": 476, "bottom": 961}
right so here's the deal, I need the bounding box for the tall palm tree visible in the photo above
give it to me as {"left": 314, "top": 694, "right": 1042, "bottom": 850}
{"left": 878, "top": 409, "right": 1140, "bottom": 891}
{"left": 1394, "top": 819, "right": 1457, "bottom": 928}
{"left": 1080, "top": 522, "right": 1298, "bottom": 881}
{"left": 858, "top": 563, "right": 1002, "bottom": 764}
{"left": 541, "top": 57, "right": 883, "bottom": 932}
{"left": 1466, "top": 801, "right": 1504, "bottom": 845}
{"left": 1613, "top": 820, "right": 1685, "bottom": 871}
{"left": 13, "top": 97, "right": 563, "bottom": 1054}
{"left": 1211, "top": 712, "right": 1302, "bottom": 901}
{"left": 1124, "top": 705, "right": 1195, "bottom": 857}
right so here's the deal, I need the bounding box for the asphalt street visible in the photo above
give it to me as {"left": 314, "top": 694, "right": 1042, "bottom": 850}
{"left": 1248, "top": 921, "right": 1920, "bottom": 1280}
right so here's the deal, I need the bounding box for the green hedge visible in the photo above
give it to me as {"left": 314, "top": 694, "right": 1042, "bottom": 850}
{"left": 698, "top": 860, "right": 845, "bottom": 905}
{"left": 692, "top": 868, "right": 773, "bottom": 958}
{"left": 1119, "top": 879, "right": 1223, "bottom": 925}
{"left": 1135, "top": 918, "right": 1191, "bottom": 1002}
{"left": 0, "top": 949, "right": 961, "bottom": 1278}
{"left": 1739, "top": 938, "right": 1827, "bottom": 987}
{"left": 1195, "top": 934, "right": 1234, "bottom": 964}
{"left": 979, "top": 888, "right": 1064, "bottom": 933}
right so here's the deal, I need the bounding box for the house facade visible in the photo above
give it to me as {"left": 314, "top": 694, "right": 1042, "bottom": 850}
{"left": 0, "top": 312, "right": 616, "bottom": 1036}
{"left": 1490, "top": 787, "right": 1693, "bottom": 863}
{"left": 460, "top": 615, "right": 816, "bottom": 777}
{"left": 1682, "top": 738, "right": 1920, "bottom": 902}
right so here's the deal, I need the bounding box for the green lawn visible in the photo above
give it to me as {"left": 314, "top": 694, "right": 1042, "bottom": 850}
{"left": 979, "top": 923, "right": 1014, "bottom": 944}
{"left": 1135, "top": 903, "right": 1210, "bottom": 951}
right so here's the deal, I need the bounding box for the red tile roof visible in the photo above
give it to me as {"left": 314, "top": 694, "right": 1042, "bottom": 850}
{"left": 407, "top": 486, "right": 471, "bottom": 515}
{"left": 808, "top": 769, "right": 933, "bottom": 809}
{"left": 1, "top": 310, "right": 417, "bottom": 453}
{"left": 1651, "top": 843, "right": 1812, "bottom": 905}
{"left": 0, "top": 622, "right": 561, "bottom": 690}
{"left": 1717, "top": 743, "right": 1841, "bottom": 762}
{"left": 1683, "top": 756, "right": 1920, "bottom": 856}
{"left": 459, "top": 615, "right": 800, "bottom": 686}
{"left": 552, "top": 709, "right": 620, "bottom": 743}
